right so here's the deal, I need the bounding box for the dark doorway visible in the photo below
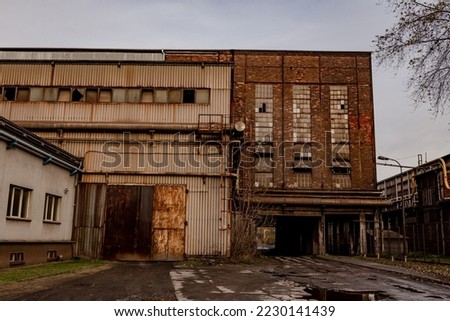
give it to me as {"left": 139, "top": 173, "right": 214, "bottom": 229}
{"left": 103, "top": 185, "right": 153, "bottom": 261}
{"left": 325, "top": 215, "right": 359, "bottom": 255}
{"left": 275, "top": 216, "right": 319, "bottom": 256}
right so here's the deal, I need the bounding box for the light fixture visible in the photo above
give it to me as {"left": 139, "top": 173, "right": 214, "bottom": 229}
{"left": 234, "top": 121, "right": 246, "bottom": 132}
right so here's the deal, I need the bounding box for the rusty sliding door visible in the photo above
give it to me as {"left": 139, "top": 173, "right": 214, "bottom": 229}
{"left": 103, "top": 185, "right": 153, "bottom": 261}
{"left": 151, "top": 185, "right": 186, "bottom": 261}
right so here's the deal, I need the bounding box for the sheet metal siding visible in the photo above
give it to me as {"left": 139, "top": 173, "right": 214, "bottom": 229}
{"left": 79, "top": 176, "right": 231, "bottom": 257}
{"left": 0, "top": 50, "right": 164, "bottom": 61}
{"left": 32, "top": 132, "right": 228, "bottom": 175}
{"left": 0, "top": 64, "right": 231, "bottom": 89}
{"left": 0, "top": 64, "right": 54, "bottom": 85}
{"left": 1, "top": 98, "right": 229, "bottom": 124}
{"left": 73, "top": 184, "right": 106, "bottom": 258}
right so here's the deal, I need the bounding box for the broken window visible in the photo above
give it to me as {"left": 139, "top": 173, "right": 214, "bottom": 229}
{"left": 71, "top": 88, "right": 85, "bottom": 102}
{"left": 4, "top": 87, "right": 16, "bottom": 101}
{"left": 254, "top": 153, "right": 274, "bottom": 188}
{"left": 182, "top": 89, "right": 195, "bottom": 103}
{"left": 330, "top": 86, "right": 351, "bottom": 187}
{"left": 292, "top": 85, "right": 311, "bottom": 143}
{"left": 255, "top": 84, "right": 273, "bottom": 142}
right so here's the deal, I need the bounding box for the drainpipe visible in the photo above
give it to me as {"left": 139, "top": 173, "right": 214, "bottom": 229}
{"left": 0, "top": 130, "right": 82, "bottom": 173}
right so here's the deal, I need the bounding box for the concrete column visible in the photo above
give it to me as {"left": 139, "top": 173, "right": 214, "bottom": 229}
{"left": 359, "top": 212, "right": 367, "bottom": 256}
{"left": 319, "top": 210, "right": 326, "bottom": 255}
{"left": 374, "top": 209, "right": 381, "bottom": 258}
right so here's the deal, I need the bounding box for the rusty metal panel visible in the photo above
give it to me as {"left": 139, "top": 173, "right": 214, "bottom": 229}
{"left": 0, "top": 50, "right": 164, "bottom": 62}
{"left": 0, "top": 64, "right": 53, "bottom": 85}
{"left": 103, "top": 185, "right": 153, "bottom": 261}
{"left": 51, "top": 64, "right": 231, "bottom": 89}
{"left": 151, "top": 185, "right": 186, "bottom": 261}
{"left": 72, "top": 184, "right": 106, "bottom": 258}
{"left": 80, "top": 175, "right": 231, "bottom": 257}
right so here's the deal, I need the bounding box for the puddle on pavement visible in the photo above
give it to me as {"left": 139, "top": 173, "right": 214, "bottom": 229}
{"left": 305, "top": 287, "right": 390, "bottom": 301}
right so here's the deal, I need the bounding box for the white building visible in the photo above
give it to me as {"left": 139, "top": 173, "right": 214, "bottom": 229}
{"left": 0, "top": 116, "right": 81, "bottom": 268}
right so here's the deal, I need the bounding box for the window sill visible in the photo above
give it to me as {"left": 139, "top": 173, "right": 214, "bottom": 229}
{"left": 6, "top": 217, "right": 31, "bottom": 222}
{"left": 43, "top": 220, "right": 61, "bottom": 225}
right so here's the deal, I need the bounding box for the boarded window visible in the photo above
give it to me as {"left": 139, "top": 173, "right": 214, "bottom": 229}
{"left": 58, "top": 88, "right": 71, "bottom": 102}
{"left": 141, "top": 89, "right": 154, "bottom": 103}
{"left": 29, "top": 88, "right": 44, "bottom": 101}
{"left": 44, "top": 88, "right": 59, "bottom": 101}
{"left": 154, "top": 89, "right": 168, "bottom": 103}
{"left": 126, "top": 89, "right": 141, "bottom": 102}
{"left": 112, "top": 88, "right": 126, "bottom": 102}
{"left": 99, "top": 89, "right": 112, "bottom": 103}
{"left": 168, "top": 89, "right": 182, "bottom": 103}
{"left": 195, "top": 89, "right": 210, "bottom": 104}
{"left": 16, "top": 88, "right": 30, "bottom": 101}
{"left": 86, "top": 88, "right": 98, "bottom": 102}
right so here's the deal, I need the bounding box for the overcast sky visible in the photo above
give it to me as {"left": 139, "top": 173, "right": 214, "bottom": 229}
{"left": 1, "top": 0, "right": 448, "bottom": 180}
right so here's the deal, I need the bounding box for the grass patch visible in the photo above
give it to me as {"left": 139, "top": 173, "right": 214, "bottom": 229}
{"left": 0, "top": 260, "right": 107, "bottom": 283}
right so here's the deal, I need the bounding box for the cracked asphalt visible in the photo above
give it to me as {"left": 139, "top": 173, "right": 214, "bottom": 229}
{"left": 1, "top": 256, "right": 450, "bottom": 301}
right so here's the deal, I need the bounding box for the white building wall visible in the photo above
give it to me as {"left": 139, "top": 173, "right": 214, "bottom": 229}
{"left": 0, "top": 140, "right": 76, "bottom": 242}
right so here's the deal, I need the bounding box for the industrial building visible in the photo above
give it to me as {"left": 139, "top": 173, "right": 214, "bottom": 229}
{"left": 0, "top": 48, "right": 387, "bottom": 261}
{"left": 378, "top": 155, "right": 450, "bottom": 257}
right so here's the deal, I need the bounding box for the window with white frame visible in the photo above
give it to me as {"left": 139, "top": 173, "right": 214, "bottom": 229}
{"left": 6, "top": 185, "right": 31, "bottom": 219}
{"left": 292, "top": 85, "right": 311, "bottom": 143}
{"left": 43, "top": 194, "right": 61, "bottom": 222}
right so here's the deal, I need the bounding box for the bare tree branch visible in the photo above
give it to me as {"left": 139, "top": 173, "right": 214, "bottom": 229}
{"left": 374, "top": 0, "right": 450, "bottom": 116}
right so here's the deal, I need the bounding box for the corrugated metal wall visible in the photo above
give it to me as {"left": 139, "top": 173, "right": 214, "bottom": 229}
{"left": 74, "top": 177, "right": 231, "bottom": 258}
{"left": 0, "top": 64, "right": 230, "bottom": 89}
{"left": 0, "top": 60, "right": 232, "bottom": 259}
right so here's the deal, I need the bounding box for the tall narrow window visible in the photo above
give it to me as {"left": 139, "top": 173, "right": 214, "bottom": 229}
{"left": 292, "top": 85, "right": 311, "bottom": 143}
{"left": 255, "top": 85, "right": 273, "bottom": 142}
{"left": 7, "top": 185, "right": 31, "bottom": 219}
{"left": 254, "top": 154, "right": 274, "bottom": 188}
{"left": 43, "top": 194, "right": 61, "bottom": 222}
{"left": 330, "top": 86, "right": 351, "bottom": 188}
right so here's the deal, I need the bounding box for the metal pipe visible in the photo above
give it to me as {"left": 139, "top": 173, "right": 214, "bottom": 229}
{"left": 15, "top": 121, "right": 233, "bottom": 133}
{"left": 439, "top": 158, "right": 450, "bottom": 189}
{"left": 0, "top": 130, "right": 82, "bottom": 173}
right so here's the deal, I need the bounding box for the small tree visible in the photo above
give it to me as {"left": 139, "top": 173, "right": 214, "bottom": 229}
{"left": 374, "top": 0, "right": 450, "bottom": 116}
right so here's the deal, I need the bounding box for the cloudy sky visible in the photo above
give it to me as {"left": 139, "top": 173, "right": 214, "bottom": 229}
{"left": 1, "top": 0, "right": 448, "bottom": 180}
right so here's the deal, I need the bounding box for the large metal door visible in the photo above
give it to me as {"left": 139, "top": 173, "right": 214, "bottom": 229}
{"left": 151, "top": 185, "right": 186, "bottom": 261}
{"left": 103, "top": 185, "right": 153, "bottom": 261}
